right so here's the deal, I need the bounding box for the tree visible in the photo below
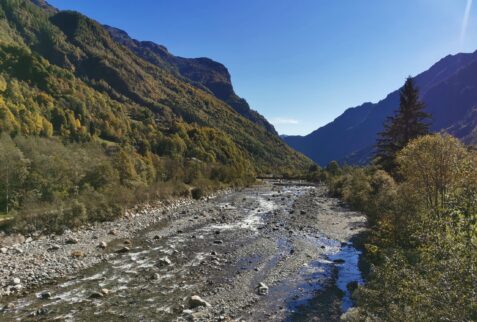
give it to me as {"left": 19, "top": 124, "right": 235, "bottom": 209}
{"left": 375, "top": 77, "right": 431, "bottom": 173}
{"left": 0, "top": 135, "right": 29, "bottom": 213}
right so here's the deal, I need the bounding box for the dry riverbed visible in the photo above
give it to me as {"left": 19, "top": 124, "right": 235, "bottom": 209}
{"left": 0, "top": 181, "right": 366, "bottom": 321}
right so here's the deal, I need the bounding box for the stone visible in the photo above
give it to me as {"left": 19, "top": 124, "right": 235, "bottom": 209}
{"left": 98, "top": 241, "right": 107, "bottom": 249}
{"left": 108, "top": 229, "right": 119, "bottom": 236}
{"left": 157, "top": 257, "right": 172, "bottom": 266}
{"left": 150, "top": 273, "right": 161, "bottom": 280}
{"left": 100, "top": 288, "right": 110, "bottom": 295}
{"left": 89, "top": 291, "right": 104, "bottom": 299}
{"left": 12, "top": 277, "right": 21, "bottom": 285}
{"left": 123, "top": 239, "right": 132, "bottom": 246}
{"left": 71, "top": 251, "right": 85, "bottom": 258}
{"left": 116, "top": 247, "right": 130, "bottom": 254}
{"left": 1, "top": 247, "right": 8, "bottom": 254}
{"left": 257, "top": 282, "right": 269, "bottom": 295}
{"left": 65, "top": 238, "right": 78, "bottom": 245}
{"left": 48, "top": 244, "right": 61, "bottom": 251}
{"left": 40, "top": 292, "right": 52, "bottom": 300}
{"left": 189, "top": 295, "right": 212, "bottom": 308}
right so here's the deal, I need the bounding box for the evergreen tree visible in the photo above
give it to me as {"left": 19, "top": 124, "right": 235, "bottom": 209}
{"left": 375, "top": 77, "right": 431, "bottom": 173}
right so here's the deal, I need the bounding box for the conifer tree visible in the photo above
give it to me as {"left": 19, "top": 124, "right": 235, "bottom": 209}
{"left": 375, "top": 77, "right": 431, "bottom": 173}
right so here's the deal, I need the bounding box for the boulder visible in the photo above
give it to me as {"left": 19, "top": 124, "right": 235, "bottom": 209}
{"left": 116, "top": 247, "right": 130, "bottom": 254}
{"left": 157, "top": 257, "right": 172, "bottom": 266}
{"left": 65, "top": 238, "right": 78, "bottom": 245}
{"left": 89, "top": 291, "right": 104, "bottom": 299}
{"left": 257, "top": 282, "right": 269, "bottom": 295}
{"left": 40, "top": 292, "right": 52, "bottom": 300}
{"left": 189, "top": 295, "right": 211, "bottom": 308}
{"left": 47, "top": 244, "right": 60, "bottom": 251}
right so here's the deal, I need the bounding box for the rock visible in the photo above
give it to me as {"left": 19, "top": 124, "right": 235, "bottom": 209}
{"left": 71, "top": 251, "right": 85, "bottom": 258}
{"left": 300, "top": 210, "right": 306, "bottom": 215}
{"left": 30, "top": 307, "right": 48, "bottom": 317}
{"left": 150, "top": 273, "right": 161, "bottom": 280}
{"left": 116, "top": 247, "right": 130, "bottom": 254}
{"left": 189, "top": 295, "right": 212, "bottom": 308}
{"left": 25, "top": 237, "right": 33, "bottom": 243}
{"left": 12, "top": 277, "right": 21, "bottom": 285}
{"left": 340, "top": 307, "right": 361, "bottom": 321}
{"left": 257, "top": 282, "right": 269, "bottom": 295}
{"left": 108, "top": 229, "right": 119, "bottom": 236}
{"left": 157, "top": 257, "right": 172, "bottom": 267}
{"left": 48, "top": 244, "right": 61, "bottom": 251}
{"left": 40, "top": 291, "right": 52, "bottom": 300}
{"left": 1, "top": 247, "right": 7, "bottom": 254}
{"left": 65, "top": 238, "right": 78, "bottom": 245}
{"left": 98, "top": 241, "right": 107, "bottom": 249}
{"left": 123, "top": 239, "right": 132, "bottom": 246}
{"left": 100, "top": 288, "right": 110, "bottom": 295}
{"left": 213, "top": 240, "right": 224, "bottom": 245}
{"left": 89, "top": 291, "right": 104, "bottom": 299}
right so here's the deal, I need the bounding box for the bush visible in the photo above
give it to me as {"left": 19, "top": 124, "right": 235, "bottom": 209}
{"left": 191, "top": 187, "right": 204, "bottom": 200}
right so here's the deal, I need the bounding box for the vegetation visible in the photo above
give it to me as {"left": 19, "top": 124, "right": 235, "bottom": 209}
{"left": 319, "top": 112, "right": 476, "bottom": 320}
{"left": 311, "top": 78, "right": 477, "bottom": 321}
{"left": 0, "top": 0, "right": 311, "bottom": 232}
{"left": 375, "top": 77, "right": 431, "bottom": 174}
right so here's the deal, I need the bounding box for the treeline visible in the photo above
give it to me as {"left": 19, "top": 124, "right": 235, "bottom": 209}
{"left": 0, "top": 132, "right": 255, "bottom": 233}
{"left": 314, "top": 78, "right": 477, "bottom": 321}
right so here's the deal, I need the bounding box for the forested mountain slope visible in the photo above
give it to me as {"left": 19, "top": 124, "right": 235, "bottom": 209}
{"left": 0, "top": 0, "right": 311, "bottom": 231}
{"left": 0, "top": 0, "right": 308, "bottom": 173}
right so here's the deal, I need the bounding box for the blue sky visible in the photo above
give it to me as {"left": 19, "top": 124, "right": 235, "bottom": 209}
{"left": 48, "top": 0, "right": 477, "bottom": 135}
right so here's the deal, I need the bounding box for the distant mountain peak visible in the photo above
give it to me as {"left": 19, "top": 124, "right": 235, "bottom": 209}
{"left": 285, "top": 50, "right": 477, "bottom": 165}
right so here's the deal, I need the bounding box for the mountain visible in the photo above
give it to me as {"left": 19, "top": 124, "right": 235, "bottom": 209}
{"left": 0, "top": 0, "right": 310, "bottom": 176}
{"left": 104, "top": 26, "right": 278, "bottom": 135}
{"left": 284, "top": 51, "right": 477, "bottom": 166}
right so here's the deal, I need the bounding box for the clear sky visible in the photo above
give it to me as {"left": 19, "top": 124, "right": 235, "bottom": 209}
{"left": 47, "top": 0, "right": 477, "bottom": 135}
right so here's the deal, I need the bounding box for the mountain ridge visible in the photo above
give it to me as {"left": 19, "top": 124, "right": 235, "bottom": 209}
{"left": 104, "top": 25, "right": 278, "bottom": 135}
{"left": 284, "top": 50, "right": 477, "bottom": 165}
{"left": 0, "top": 0, "right": 310, "bottom": 176}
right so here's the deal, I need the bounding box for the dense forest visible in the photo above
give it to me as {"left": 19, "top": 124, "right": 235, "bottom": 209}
{"left": 0, "top": 0, "right": 311, "bottom": 232}
{"left": 311, "top": 79, "right": 477, "bottom": 321}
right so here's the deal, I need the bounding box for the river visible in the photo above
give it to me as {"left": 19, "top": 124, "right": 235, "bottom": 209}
{"left": 0, "top": 181, "right": 366, "bottom": 321}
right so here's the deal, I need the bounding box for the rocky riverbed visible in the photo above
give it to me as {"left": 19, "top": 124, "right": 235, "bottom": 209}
{"left": 0, "top": 181, "right": 366, "bottom": 321}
